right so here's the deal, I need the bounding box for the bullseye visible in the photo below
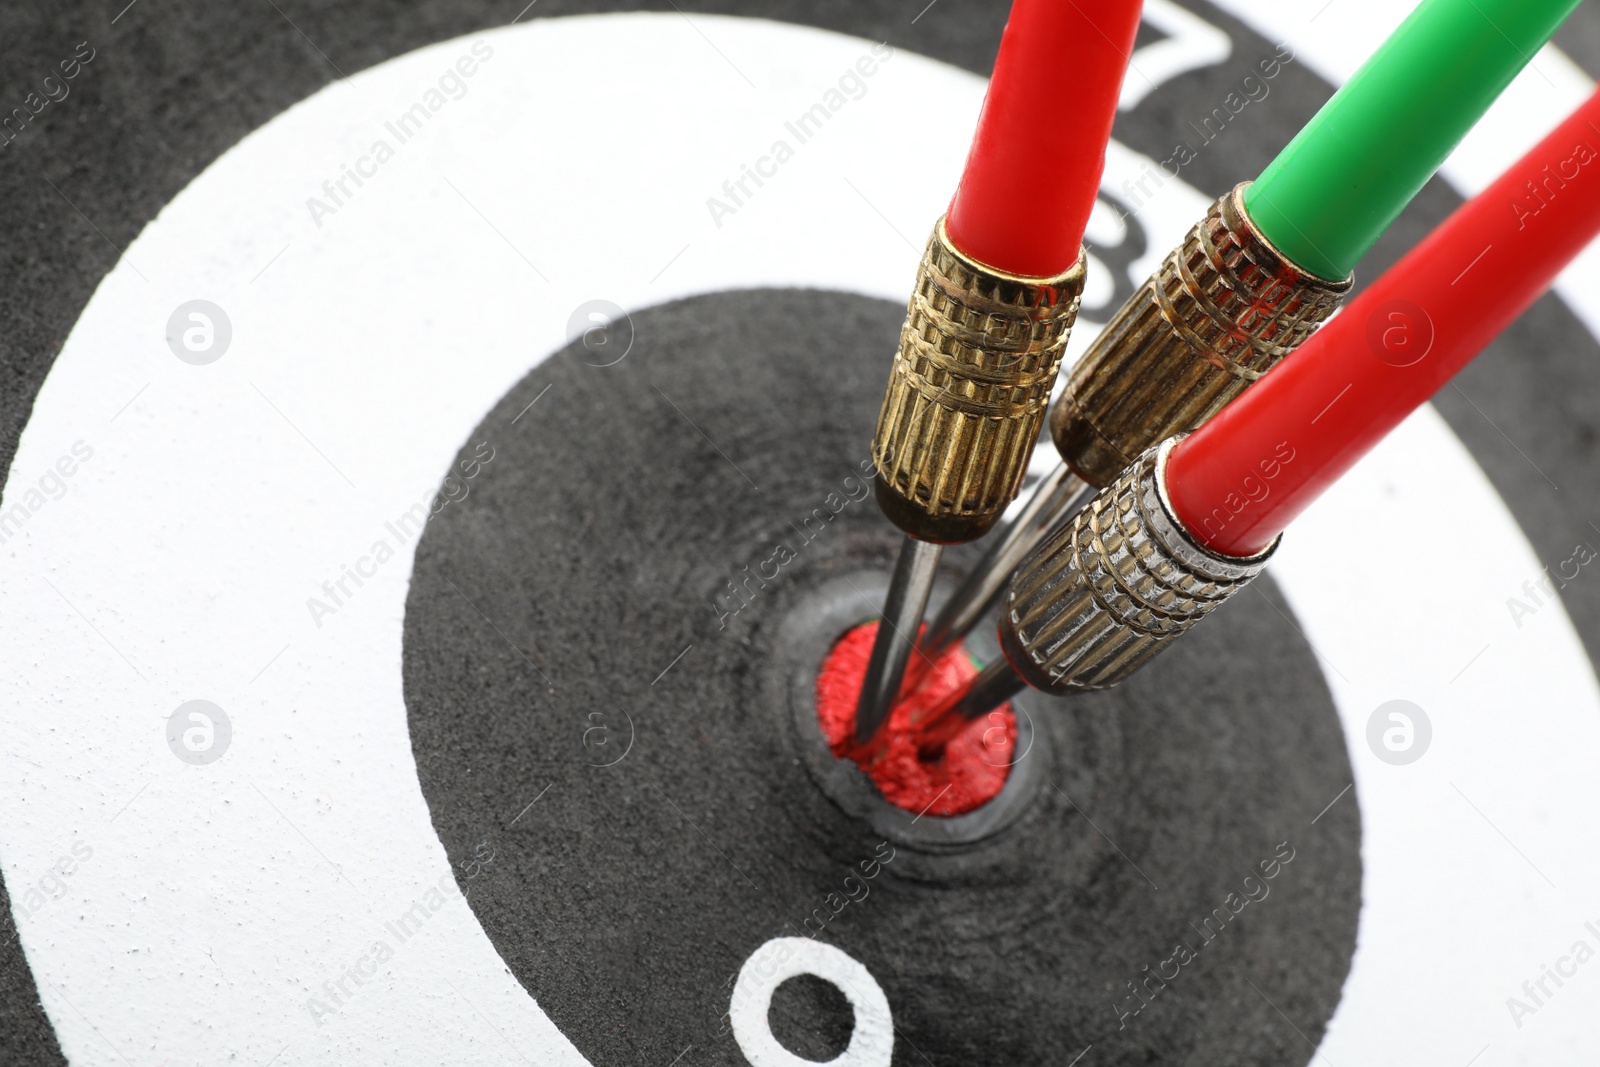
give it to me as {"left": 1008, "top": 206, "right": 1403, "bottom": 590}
{"left": 814, "top": 622, "right": 1015, "bottom": 817}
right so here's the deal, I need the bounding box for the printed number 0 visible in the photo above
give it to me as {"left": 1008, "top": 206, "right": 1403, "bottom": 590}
{"left": 729, "top": 938, "right": 893, "bottom": 1067}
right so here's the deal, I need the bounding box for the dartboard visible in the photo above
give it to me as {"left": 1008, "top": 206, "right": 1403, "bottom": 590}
{"left": 3, "top": 2, "right": 1599, "bottom": 1064}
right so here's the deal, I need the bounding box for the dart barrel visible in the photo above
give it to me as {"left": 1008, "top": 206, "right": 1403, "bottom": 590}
{"left": 998, "top": 438, "right": 1275, "bottom": 693}
{"left": 872, "top": 218, "right": 1086, "bottom": 544}
{"left": 1051, "top": 183, "right": 1352, "bottom": 487}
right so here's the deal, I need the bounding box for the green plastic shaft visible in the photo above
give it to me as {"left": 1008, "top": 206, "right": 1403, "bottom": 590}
{"left": 1245, "top": 0, "right": 1581, "bottom": 281}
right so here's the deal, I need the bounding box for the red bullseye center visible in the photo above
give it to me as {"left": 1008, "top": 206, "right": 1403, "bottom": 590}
{"left": 815, "top": 622, "right": 1016, "bottom": 817}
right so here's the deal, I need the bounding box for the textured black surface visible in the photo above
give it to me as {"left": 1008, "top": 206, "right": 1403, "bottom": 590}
{"left": 0, "top": 877, "right": 57, "bottom": 1067}
{"left": 770, "top": 974, "right": 856, "bottom": 1061}
{"left": 402, "top": 289, "right": 1362, "bottom": 1065}
{"left": 4, "top": 0, "right": 1600, "bottom": 1060}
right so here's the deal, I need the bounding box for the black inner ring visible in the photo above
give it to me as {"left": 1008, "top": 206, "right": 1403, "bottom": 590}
{"left": 403, "top": 288, "right": 1362, "bottom": 1066}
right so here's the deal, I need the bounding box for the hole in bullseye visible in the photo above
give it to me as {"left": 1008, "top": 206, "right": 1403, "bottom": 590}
{"left": 767, "top": 974, "right": 855, "bottom": 1061}
{"left": 814, "top": 622, "right": 1016, "bottom": 817}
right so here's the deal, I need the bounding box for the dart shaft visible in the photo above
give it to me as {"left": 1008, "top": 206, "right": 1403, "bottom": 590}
{"left": 1035, "top": 0, "right": 1568, "bottom": 495}
{"left": 909, "top": 657, "right": 1026, "bottom": 757}
{"left": 945, "top": 0, "right": 1143, "bottom": 277}
{"left": 1244, "top": 0, "right": 1581, "bottom": 281}
{"left": 854, "top": 535, "right": 943, "bottom": 747}
{"left": 916, "top": 463, "right": 1093, "bottom": 673}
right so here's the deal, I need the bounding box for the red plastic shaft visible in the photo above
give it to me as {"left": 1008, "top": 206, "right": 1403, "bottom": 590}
{"left": 944, "top": 0, "right": 1143, "bottom": 278}
{"left": 1165, "top": 88, "right": 1600, "bottom": 559}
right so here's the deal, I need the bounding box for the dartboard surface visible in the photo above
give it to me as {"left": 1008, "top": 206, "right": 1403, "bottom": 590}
{"left": 2, "top": 2, "right": 1599, "bottom": 1065}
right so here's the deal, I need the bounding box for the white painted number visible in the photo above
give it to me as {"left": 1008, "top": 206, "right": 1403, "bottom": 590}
{"left": 1119, "top": 0, "right": 1233, "bottom": 110}
{"left": 729, "top": 938, "right": 892, "bottom": 1067}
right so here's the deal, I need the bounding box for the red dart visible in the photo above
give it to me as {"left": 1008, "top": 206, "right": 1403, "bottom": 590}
{"left": 1165, "top": 87, "right": 1600, "bottom": 558}
{"left": 853, "top": 0, "right": 1143, "bottom": 754}
{"left": 945, "top": 0, "right": 1143, "bottom": 278}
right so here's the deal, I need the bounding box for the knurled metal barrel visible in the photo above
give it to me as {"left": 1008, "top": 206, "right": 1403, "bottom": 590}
{"left": 1051, "top": 183, "right": 1351, "bottom": 488}
{"left": 998, "top": 438, "right": 1275, "bottom": 693}
{"left": 873, "top": 217, "right": 1086, "bottom": 544}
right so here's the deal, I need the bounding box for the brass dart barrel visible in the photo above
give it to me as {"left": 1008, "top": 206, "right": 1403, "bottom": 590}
{"left": 854, "top": 217, "right": 1086, "bottom": 749}
{"left": 1054, "top": 182, "right": 1351, "bottom": 484}
{"left": 911, "top": 438, "right": 1275, "bottom": 753}
{"left": 917, "top": 182, "right": 1349, "bottom": 670}
{"left": 872, "top": 217, "right": 1087, "bottom": 544}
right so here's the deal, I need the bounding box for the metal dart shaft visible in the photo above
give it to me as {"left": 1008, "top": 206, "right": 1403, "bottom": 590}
{"left": 915, "top": 462, "right": 1093, "bottom": 674}
{"left": 908, "top": 657, "right": 1027, "bottom": 758}
{"left": 854, "top": 536, "right": 942, "bottom": 747}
